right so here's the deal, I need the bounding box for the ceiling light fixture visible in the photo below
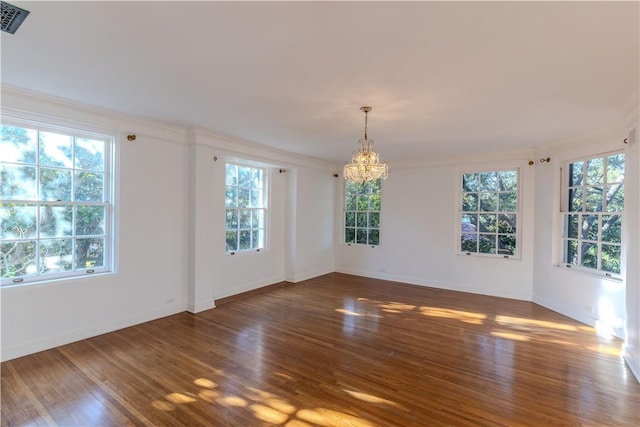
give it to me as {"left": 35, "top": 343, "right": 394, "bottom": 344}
{"left": 343, "top": 106, "right": 389, "bottom": 183}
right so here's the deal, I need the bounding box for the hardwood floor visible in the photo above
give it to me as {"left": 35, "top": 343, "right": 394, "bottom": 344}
{"left": 2, "top": 273, "right": 639, "bottom": 426}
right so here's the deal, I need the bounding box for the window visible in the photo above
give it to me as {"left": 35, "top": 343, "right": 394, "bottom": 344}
{"left": 1, "top": 122, "right": 114, "bottom": 285}
{"left": 344, "top": 178, "right": 381, "bottom": 246}
{"left": 225, "top": 163, "right": 266, "bottom": 253}
{"left": 460, "top": 170, "right": 519, "bottom": 257}
{"left": 561, "top": 152, "right": 624, "bottom": 277}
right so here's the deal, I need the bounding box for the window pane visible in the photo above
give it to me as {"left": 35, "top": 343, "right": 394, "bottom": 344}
{"left": 368, "top": 229, "right": 380, "bottom": 245}
{"left": 498, "top": 235, "right": 516, "bottom": 255}
{"left": 605, "top": 184, "right": 623, "bottom": 212}
{"left": 345, "top": 194, "right": 357, "bottom": 210}
{"left": 369, "top": 212, "right": 380, "bottom": 228}
{"left": 76, "top": 238, "right": 104, "bottom": 269}
{"left": 75, "top": 138, "right": 104, "bottom": 171}
{"left": 1, "top": 164, "right": 37, "bottom": 200}
{"left": 582, "top": 215, "right": 598, "bottom": 241}
{"left": 586, "top": 157, "right": 604, "bottom": 186}
{"left": 569, "top": 187, "right": 582, "bottom": 212}
{"left": 498, "top": 171, "right": 517, "bottom": 191}
{"left": 479, "top": 193, "right": 497, "bottom": 212}
{"left": 39, "top": 132, "right": 72, "bottom": 168}
{"left": 1, "top": 126, "right": 37, "bottom": 164}
{"left": 238, "top": 189, "right": 250, "bottom": 208}
{"left": 76, "top": 205, "right": 105, "bottom": 236}
{"left": 478, "top": 214, "right": 496, "bottom": 232}
{"left": 570, "top": 161, "right": 584, "bottom": 187}
{"left": 601, "top": 244, "right": 621, "bottom": 274}
{"left": 461, "top": 234, "right": 477, "bottom": 253}
{"left": 357, "top": 195, "right": 369, "bottom": 211}
{"left": 478, "top": 234, "right": 496, "bottom": 254}
{"left": 239, "top": 230, "right": 251, "bottom": 250}
{"left": 345, "top": 228, "right": 355, "bottom": 243}
{"left": 252, "top": 210, "right": 264, "bottom": 228}
{"left": 462, "top": 193, "right": 478, "bottom": 211}
{"left": 356, "top": 212, "right": 367, "bottom": 228}
{"left": 1, "top": 240, "right": 36, "bottom": 278}
{"left": 40, "top": 205, "right": 72, "bottom": 238}
{"left": 345, "top": 211, "right": 355, "bottom": 227}
{"left": 251, "top": 230, "right": 259, "bottom": 249}
{"left": 239, "top": 210, "right": 251, "bottom": 229}
{"left": 565, "top": 214, "right": 579, "bottom": 239}
{"left": 601, "top": 215, "right": 621, "bottom": 243}
{"left": 497, "top": 214, "right": 516, "bottom": 234}
{"left": 607, "top": 154, "right": 624, "bottom": 183}
{"left": 565, "top": 240, "right": 578, "bottom": 265}
{"left": 40, "top": 239, "right": 73, "bottom": 274}
{"left": 498, "top": 192, "right": 517, "bottom": 212}
{"left": 370, "top": 194, "right": 381, "bottom": 211}
{"left": 251, "top": 168, "right": 263, "bottom": 188}
{"left": 238, "top": 167, "right": 252, "bottom": 187}
{"left": 250, "top": 189, "right": 262, "bottom": 208}
{"left": 1, "top": 203, "right": 37, "bottom": 239}
{"left": 585, "top": 186, "right": 603, "bottom": 212}
{"left": 580, "top": 243, "right": 598, "bottom": 269}
{"left": 462, "top": 173, "right": 478, "bottom": 191}
{"left": 479, "top": 172, "right": 497, "bottom": 191}
{"left": 75, "top": 172, "right": 104, "bottom": 202}
{"left": 225, "top": 187, "right": 237, "bottom": 207}
{"left": 461, "top": 213, "right": 477, "bottom": 230}
{"left": 226, "top": 231, "right": 238, "bottom": 251}
{"left": 356, "top": 229, "right": 367, "bottom": 244}
{"left": 226, "top": 164, "right": 238, "bottom": 186}
{"left": 226, "top": 209, "right": 238, "bottom": 230}
{"left": 40, "top": 168, "right": 72, "bottom": 201}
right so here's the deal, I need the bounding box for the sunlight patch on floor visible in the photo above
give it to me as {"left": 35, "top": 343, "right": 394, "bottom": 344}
{"left": 495, "top": 315, "right": 577, "bottom": 331}
{"left": 296, "top": 408, "right": 377, "bottom": 427}
{"left": 491, "top": 330, "right": 531, "bottom": 342}
{"left": 419, "top": 306, "right": 487, "bottom": 324}
{"left": 343, "top": 389, "right": 404, "bottom": 409}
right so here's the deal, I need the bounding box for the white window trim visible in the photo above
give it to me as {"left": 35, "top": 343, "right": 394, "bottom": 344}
{"left": 224, "top": 161, "right": 269, "bottom": 255}
{"left": 557, "top": 150, "right": 624, "bottom": 280}
{"left": 456, "top": 164, "right": 522, "bottom": 260}
{"left": 1, "top": 117, "right": 117, "bottom": 287}
{"left": 342, "top": 179, "right": 382, "bottom": 248}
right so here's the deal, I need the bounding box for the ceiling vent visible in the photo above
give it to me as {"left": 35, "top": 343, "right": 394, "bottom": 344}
{"left": 1, "top": 1, "right": 30, "bottom": 34}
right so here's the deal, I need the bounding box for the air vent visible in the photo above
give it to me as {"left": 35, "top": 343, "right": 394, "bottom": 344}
{"left": 1, "top": 1, "right": 30, "bottom": 34}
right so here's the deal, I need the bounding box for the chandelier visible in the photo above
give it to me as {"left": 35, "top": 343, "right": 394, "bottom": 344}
{"left": 343, "top": 106, "right": 389, "bottom": 182}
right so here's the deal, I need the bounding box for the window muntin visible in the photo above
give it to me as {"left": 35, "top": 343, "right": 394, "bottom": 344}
{"left": 225, "top": 163, "right": 266, "bottom": 253}
{"left": 344, "top": 178, "right": 381, "bottom": 246}
{"left": 1, "top": 123, "right": 113, "bottom": 285}
{"left": 561, "top": 153, "right": 624, "bottom": 276}
{"left": 460, "top": 170, "right": 519, "bottom": 257}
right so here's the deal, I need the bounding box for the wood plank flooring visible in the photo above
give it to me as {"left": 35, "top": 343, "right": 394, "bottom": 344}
{"left": 2, "top": 273, "right": 639, "bottom": 426}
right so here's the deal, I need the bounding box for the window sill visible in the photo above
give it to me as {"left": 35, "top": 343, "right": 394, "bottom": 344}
{"left": 555, "top": 264, "right": 622, "bottom": 282}
{"left": 457, "top": 252, "right": 521, "bottom": 260}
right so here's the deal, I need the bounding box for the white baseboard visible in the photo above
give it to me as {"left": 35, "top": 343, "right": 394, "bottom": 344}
{"left": 213, "top": 275, "right": 285, "bottom": 301}
{"left": 187, "top": 300, "right": 215, "bottom": 314}
{"left": 286, "top": 267, "right": 334, "bottom": 283}
{"left": 623, "top": 349, "right": 640, "bottom": 384}
{"left": 335, "top": 267, "right": 532, "bottom": 301}
{"left": 1, "top": 304, "right": 184, "bottom": 362}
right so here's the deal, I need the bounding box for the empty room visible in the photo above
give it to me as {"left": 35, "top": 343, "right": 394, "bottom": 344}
{"left": 1, "top": 1, "right": 639, "bottom": 426}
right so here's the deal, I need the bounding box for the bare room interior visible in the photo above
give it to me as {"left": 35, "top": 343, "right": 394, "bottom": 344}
{"left": 1, "top": 1, "right": 639, "bottom": 426}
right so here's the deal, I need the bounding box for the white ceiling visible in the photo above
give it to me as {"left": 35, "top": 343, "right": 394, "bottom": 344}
{"left": 1, "top": 1, "right": 638, "bottom": 164}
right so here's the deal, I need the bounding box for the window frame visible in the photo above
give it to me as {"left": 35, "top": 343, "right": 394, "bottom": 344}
{"left": 224, "top": 161, "right": 268, "bottom": 255}
{"left": 343, "top": 178, "right": 382, "bottom": 247}
{"left": 1, "top": 118, "right": 116, "bottom": 287}
{"left": 457, "top": 166, "right": 521, "bottom": 259}
{"left": 559, "top": 150, "right": 624, "bottom": 279}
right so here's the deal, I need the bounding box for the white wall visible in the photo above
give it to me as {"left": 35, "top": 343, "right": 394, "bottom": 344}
{"left": 532, "top": 130, "right": 630, "bottom": 339}
{"left": 1, "top": 90, "right": 191, "bottom": 361}
{"left": 0, "top": 90, "right": 337, "bottom": 360}
{"left": 336, "top": 158, "right": 535, "bottom": 301}
{"left": 285, "top": 167, "right": 336, "bottom": 283}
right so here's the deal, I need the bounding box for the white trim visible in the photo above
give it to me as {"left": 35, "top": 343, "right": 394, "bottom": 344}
{"left": 0, "top": 303, "right": 185, "bottom": 362}
{"left": 186, "top": 300, "right": 215, "bottom": 314}
{"left": 623, "top": 349, "right": 640, "bottom": 383}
